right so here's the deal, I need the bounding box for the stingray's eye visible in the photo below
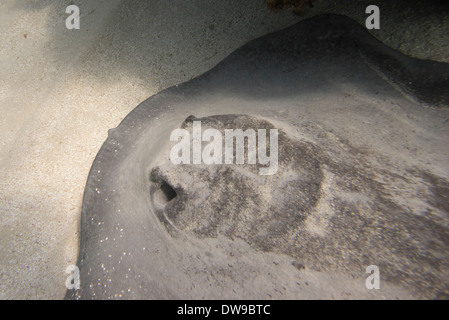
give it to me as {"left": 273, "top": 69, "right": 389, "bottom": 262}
{"left": 149, "top": 168, "right": 177, "bottom": 208}
{"left": 157, "top": 180, "right": 177, "bottom": 204}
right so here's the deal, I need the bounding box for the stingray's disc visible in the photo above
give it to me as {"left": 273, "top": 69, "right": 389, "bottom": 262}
{"left": 67, "top": 14, "right": 449, "bottom": 300}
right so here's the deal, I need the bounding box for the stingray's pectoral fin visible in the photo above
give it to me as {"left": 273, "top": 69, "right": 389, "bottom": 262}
{"left": 358, "top": 43, "right": 449, "bottom": 108}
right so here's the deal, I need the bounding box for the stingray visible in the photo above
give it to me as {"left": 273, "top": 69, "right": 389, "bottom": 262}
{"left": 66, "top": 14, "right": 449, "bottom": 300}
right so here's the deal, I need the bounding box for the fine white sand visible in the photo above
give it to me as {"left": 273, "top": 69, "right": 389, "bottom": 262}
{"left": 0, "top": 0, "right": 447, "bottom": 299}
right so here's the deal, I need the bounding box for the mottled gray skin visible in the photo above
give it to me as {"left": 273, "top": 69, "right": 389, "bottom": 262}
{"left": 150, "top": 114, "right": 324, "bottom": 244}
{"left": 67, "top": 14, "right": 449, "bottom": 300}
{"left": 150, "top": 114, "right": 449, "bottom": 299}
